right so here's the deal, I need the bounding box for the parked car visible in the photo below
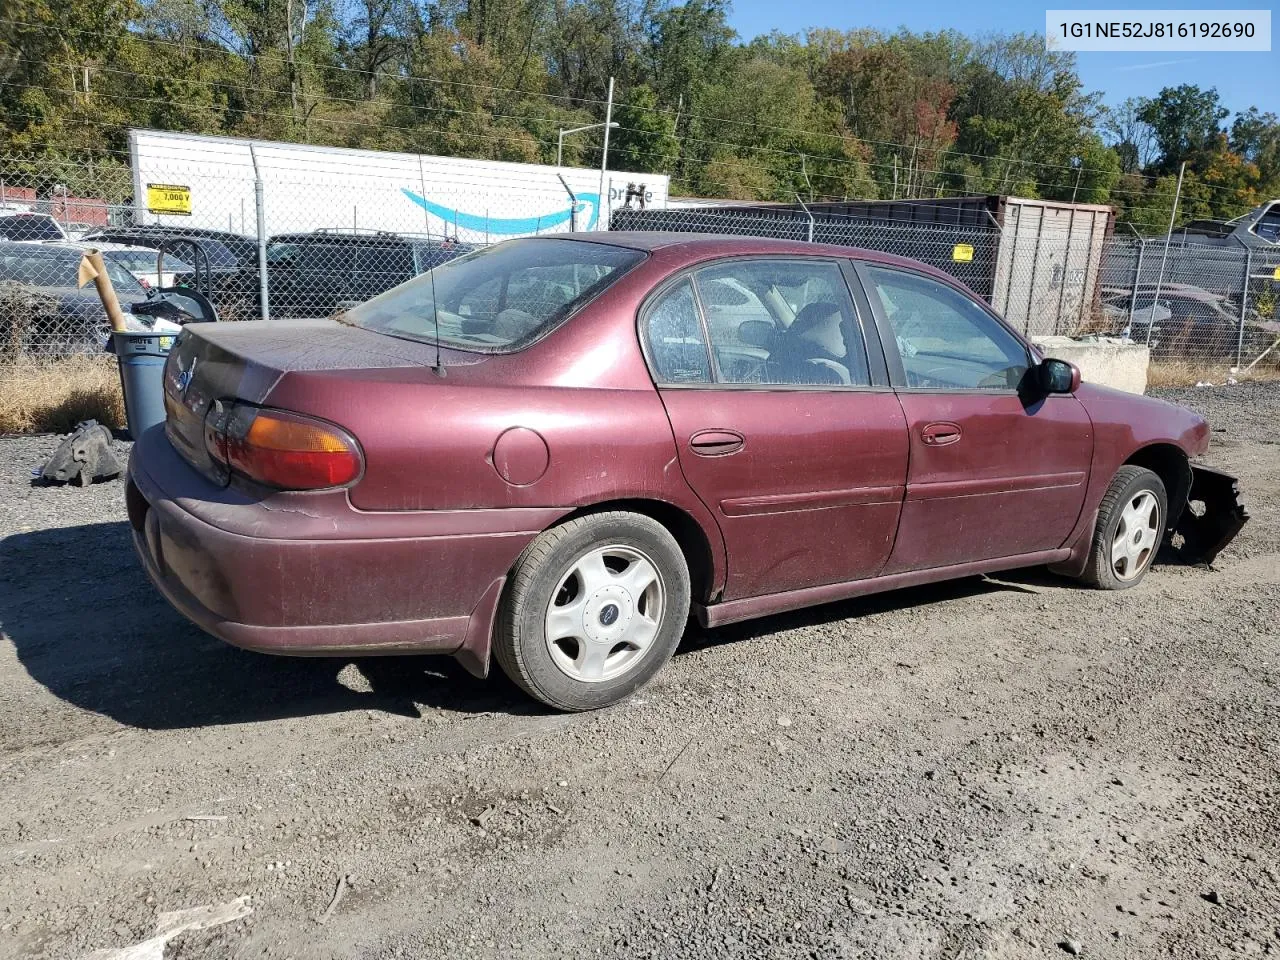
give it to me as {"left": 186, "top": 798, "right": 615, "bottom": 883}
{"left": 1101, "top": 283, "right": 1243, "bottom": 357}
{"left": 128, "top": 234, "right": 1247, "bottom": 711}
{"left": 0, "top": 240, "right": 150, "bottom": 351}
{"left": 0, "top": 241, "right": 214, "bottom": 353}
{"left": 264, "top": 230, "right": 477, "bottom": 317}
{"left": 80, "top": 226, "right": 258, "bottom": 314}
{"left": 0, "top": 212, "right": 68, "bottom": 242}
{"left": 97, "top": 243, "right": 194, "bottom": 289}
{"left": 31, "top": 239, "right": 195, "bottom": 290}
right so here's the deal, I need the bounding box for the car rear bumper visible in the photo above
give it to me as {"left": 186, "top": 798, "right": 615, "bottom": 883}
{"left": 126, "top": 426, "right": 565, "bottom": 673}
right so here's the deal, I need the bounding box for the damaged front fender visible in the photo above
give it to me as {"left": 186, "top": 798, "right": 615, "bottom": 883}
{"left": 1174, "top": 466, "right": 1249, "bottom": 566}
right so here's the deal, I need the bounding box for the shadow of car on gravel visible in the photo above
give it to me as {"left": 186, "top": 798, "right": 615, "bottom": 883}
{"left": 0, "top": 520, "right": 541, "bottom": 730}
{"left": 677, "top": 571, "right": 1053, "bottom": 654}
{"left": 2, "top": 520, "right": 1138, "bottom": 729}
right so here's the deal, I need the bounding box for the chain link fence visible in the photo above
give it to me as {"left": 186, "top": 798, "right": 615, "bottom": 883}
{"left": 3, "top": 147, "right": 1279, "bottom": 371}
{"left": 1, "top": 145, "right": 606, "bottom": 357}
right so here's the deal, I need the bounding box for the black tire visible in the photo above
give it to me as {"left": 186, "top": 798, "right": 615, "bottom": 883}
{"left": 493, "top": 511, "right": 691, "bottom": 712}
{"left": 1080, "top": 465, "right": 1168, "bottom": 590}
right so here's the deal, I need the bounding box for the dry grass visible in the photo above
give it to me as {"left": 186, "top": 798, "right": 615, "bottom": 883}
{"left": 0, "top": 356, "right": 125, "bottom": 434}
{"left": 1147, "top": 358, "right": 1280, "bottom": 388}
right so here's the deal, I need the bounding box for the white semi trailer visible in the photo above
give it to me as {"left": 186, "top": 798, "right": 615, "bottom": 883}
{"left": 128, "top": 129, "right": 669, "bottom": 242}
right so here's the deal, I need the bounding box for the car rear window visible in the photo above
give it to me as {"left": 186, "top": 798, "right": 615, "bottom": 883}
{"left": 342, "top": 238, "right": 645, "bottom": 352}
{"left": 105, "top": 249, "right": 193, "bottom": 273}
{"left": 0, "top": 214, "right": 64, "bottom": 241}
{"left": 0, "top": 248, "right": 145, "bottom": 293}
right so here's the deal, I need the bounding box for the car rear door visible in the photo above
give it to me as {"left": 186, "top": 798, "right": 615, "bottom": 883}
{"left": 852, "top": 261, "right": 1093, "bottom": 573}
{"left": 643, "top": 256, "right": 909, "bottom": 601}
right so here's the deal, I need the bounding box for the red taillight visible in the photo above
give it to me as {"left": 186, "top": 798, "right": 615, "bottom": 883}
{"left": 205, "top": 407, "right": 362, "bottom": 490}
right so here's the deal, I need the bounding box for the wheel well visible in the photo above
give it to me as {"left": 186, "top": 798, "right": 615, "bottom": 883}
{"left": 1124, "top": 443, "right": 1192, "bottom": 528}
{"left": 557, "top": 499, "right": 718, "bottom": 603}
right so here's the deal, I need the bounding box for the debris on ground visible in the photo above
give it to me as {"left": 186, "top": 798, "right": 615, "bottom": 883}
{"left": 81, "top": 896, "right": 252, "bottom": 960}
{"left": 36, "top": 419, "right": 122, "bottom": 486}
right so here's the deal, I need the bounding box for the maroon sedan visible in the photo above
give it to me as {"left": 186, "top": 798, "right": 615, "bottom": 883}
{"left": 128, "top": 234, "right": 1247, "bottom": 710}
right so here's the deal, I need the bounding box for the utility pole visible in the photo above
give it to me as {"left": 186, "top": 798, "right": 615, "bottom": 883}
{"left": 597, "top": 77, "right": 614, "bottom": 231}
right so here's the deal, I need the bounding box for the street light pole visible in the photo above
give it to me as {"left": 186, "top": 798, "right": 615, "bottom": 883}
{"left": 557, "top": 119, "right": 619, "bottom": 167}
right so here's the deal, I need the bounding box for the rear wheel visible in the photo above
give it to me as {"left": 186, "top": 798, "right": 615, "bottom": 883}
{"left": 494, "top": 512, "right": 691, "bottom": 711}
{"left": 1081, "top": 465, "right": 1168, "bottom": 589}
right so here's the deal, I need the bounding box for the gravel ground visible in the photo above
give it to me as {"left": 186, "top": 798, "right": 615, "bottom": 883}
{"left": 0, "top": 383, "right": 1277, "bottom": 960}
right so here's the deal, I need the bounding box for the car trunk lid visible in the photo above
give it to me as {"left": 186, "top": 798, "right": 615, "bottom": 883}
{"left": 162, "top": 319, "right": 456, "bottom": 484}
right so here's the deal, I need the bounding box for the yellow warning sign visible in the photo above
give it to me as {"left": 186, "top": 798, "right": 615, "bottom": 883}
{"left": 1273, "top": 265, "right": 1280, "bottom": 281}
{"left": 952, "top": 243, "right": 975, "bottom": 263}
{"left": 146, "top": 183, "right": 192, "bottom": 216}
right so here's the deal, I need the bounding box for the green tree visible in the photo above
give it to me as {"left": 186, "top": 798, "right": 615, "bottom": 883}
{"left": 1138, "top": 84, "right": 1229, "bottom": 173}
{"left": 609, "top": 84, "right": 678, "bottom": 173}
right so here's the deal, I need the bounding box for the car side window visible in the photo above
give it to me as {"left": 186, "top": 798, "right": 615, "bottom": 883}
{"left": 358, "top": 245, "right": 413, "bottom": 294}
{"left": 1254, "top": 204, "right": 1280, "bottom": 244}
{"left": 645, "top": 279, "right": 712, "bottom": 384}
{"left": 692, "top": 259, "right": 870, "bottom": 386}
{"left": 864, "top": 265, "right": 1029, "bottom": 390}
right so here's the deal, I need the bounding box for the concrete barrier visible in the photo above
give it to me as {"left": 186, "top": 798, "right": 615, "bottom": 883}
{"left": 1032, "top": 335, "right": 1150, "bottom": 395}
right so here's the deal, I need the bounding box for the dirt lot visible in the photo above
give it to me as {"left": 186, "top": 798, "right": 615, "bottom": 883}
{"left": 1, "top": 383, "right": 1277, "bottom": 960}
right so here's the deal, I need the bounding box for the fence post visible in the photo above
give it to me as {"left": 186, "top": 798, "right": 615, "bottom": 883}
{"left": 1125, "top": 223, "right": 1145, "bottom": 335}
{"left": 1053, "top": 208, "right": 1076, "bottom": 334}
{"left": 1146, "top": 160, "right": 1185, "bottom": 347}
{"left": 796, "top": 195, "right": 814, "bottom": 242}
{"left": 1235, "top": 236, "right": 1253, "bottom": 369}
{"left": 249, "top": 144, "right": 270, "bottom": 321}
{"left": 1024, "top": 213, "right": 1045, "bottom": 335}
{"left": 557, "top": 174, "right": 578, "bottom": 232}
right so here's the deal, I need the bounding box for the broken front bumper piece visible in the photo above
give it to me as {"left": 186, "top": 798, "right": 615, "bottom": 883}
{"left": 1174, "top": 466, "right": 1249, "bottom": 566}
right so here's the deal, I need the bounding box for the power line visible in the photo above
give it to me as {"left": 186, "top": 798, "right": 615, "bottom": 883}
{"left": 4, "top": 12, "right": 1264, "bottom": 193}
{"left": 1, "top": 71, "right": 1262, "bottom": 217}
{"left": 9, "top": 67, "right": 1260, "bottom": 214}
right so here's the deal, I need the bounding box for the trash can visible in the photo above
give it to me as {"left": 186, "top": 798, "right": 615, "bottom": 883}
{"left": 112, "top": 330, "right": 177, "bottom": 440}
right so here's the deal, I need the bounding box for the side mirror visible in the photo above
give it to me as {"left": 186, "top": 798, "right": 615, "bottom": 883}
{"left": 1037, "top": 358, "right": 1081, "bottom": 394}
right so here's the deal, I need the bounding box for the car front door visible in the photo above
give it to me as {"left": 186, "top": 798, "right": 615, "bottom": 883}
{"left": 643, "top": 257, "right": 909, "bottom": 601}
{"left": 852, "top": 261, "right": 1093, "bottom": 574}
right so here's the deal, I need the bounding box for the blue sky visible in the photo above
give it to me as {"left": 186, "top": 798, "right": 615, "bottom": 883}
{"left": 727, "top": 0, "right": 1278, "bottom": 117}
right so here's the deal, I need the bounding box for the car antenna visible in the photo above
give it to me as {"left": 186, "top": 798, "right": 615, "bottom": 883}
{"left": 428, "top": 252, "right": 444, "bottom": 377}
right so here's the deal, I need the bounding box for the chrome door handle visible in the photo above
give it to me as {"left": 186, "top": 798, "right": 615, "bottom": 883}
{"left": 689, "top": 429, "right": 745, "bottom": 457}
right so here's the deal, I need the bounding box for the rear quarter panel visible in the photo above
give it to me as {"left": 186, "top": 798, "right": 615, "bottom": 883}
{"left": 259, "top": 262, "right": 729, "bottom": 592}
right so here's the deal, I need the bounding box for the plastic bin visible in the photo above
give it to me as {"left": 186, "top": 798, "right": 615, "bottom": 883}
{"left": 112, "top": 330, "right": 177, "bottom": 439}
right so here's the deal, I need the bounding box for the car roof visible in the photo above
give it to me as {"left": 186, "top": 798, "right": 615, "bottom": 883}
{"left": 270, "top": 232, "right": 408, "bottom": 244}
{"left": 100, "top": 224, "right": 253, "bottom": 240}
{"left": 551, "top": 231, "right": 963, "bottom": 281}
{"left": 39, "top": 239, "right": 158, "bottom": 255}
{"left": 88, "top": 229, "right": 232, "bottom": 248}
{"left": 0, "top": 239, "right": 80, "bottom": 257}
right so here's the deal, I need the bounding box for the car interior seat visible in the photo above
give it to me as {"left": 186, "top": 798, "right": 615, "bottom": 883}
{"left": 767, "top": 301, "right": 865, "bottom": 385}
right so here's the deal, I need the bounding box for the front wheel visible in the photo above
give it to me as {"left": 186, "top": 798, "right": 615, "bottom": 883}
{"left": 1080, "top": 465, "right": 1168, "bottom": 590}
{"left": 493, "top": 512, "right": 691, "bottom": 711}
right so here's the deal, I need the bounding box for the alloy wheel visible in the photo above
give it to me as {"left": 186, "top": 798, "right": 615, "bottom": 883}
{"left": 544, "top": 544, "right": 666, "bottom": 683}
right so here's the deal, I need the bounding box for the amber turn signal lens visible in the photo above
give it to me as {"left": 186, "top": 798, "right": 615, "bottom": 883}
{"left": 216, "top": 408, "right": 362, "bottom": 490}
